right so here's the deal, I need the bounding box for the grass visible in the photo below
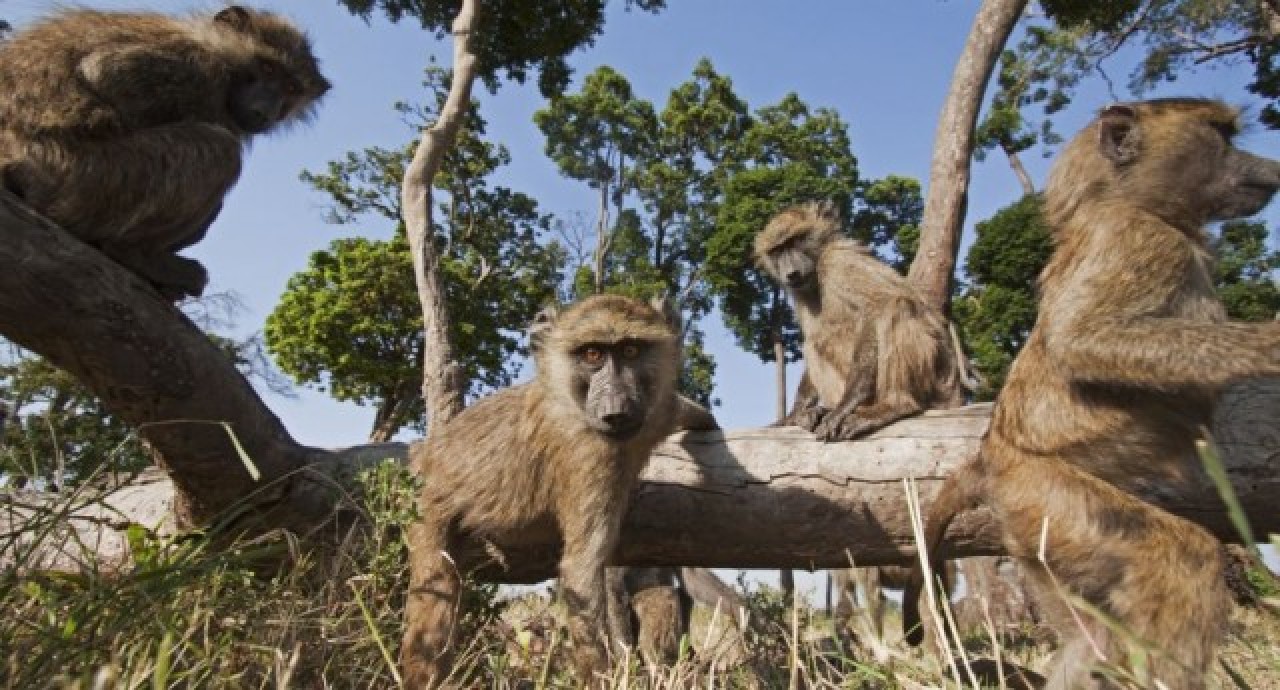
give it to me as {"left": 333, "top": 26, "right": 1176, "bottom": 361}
{"left": 1, "top": 455, "right": 1279, "bottom": 688}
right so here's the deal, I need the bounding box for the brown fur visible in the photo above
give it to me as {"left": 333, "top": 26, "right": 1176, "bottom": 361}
{"left": 0, "top": 6, "right": 328, "bottom": 300}
{"left": 755, "top": 201, "right": 964, "bottom": 441}
{"left": 906, "top": 99, "right": 1280, "bottom": 689}
{"left": 399, "top": 295, "right": 716, "bottom": 687}
{"left": 622, "top": 567, "right": 693, "bottom": 668}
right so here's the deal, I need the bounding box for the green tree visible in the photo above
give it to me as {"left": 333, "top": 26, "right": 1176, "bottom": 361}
{"left": 851, "top": 174, "right": 926, "bottom": 271}
{"left": 952, "top": 195, "right": 1052, "bottom": 399}
{"left": 535, "top": 65, "right": 658, "bottom": 294}
{"left": 0, "top": 347, "right": 146, "bottom": 489}
{"left": 1213, "top": 220, "right": 1280, "bottom": 321}
{"left": 538, "top": 61, "right": 752, "bottom": 406}
{"left": 337, "top": 0, "right": 666, "bottom": 98}
{"left": 982, "top": 0, "right": 1280, "bottom": 152}
{"left": 267, "top": 74, "right": 564, "bottom": 441}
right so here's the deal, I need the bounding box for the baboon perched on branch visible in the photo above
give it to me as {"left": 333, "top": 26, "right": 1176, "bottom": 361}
{"left": 906, "top": 99, "right": 1280, "bottom": 689}
{"left": 399, "top": 295, "right": 717, "bottom": 687}
{"left": 754, "top": 201, "right": 964, "bottom": 441}
{"left": 0, "top": 6, "right": 329, "bottom": 300}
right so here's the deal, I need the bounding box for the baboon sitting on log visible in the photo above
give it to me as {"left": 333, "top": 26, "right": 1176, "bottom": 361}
{"left": 757, "top": 201, "right": 982, "bottom": 645}
{"left": 0, "top": 6, "right": 329, "bottom": 300}
{"left": 754, "top": 201, "right": 964, "bottom": 441}
{"left": 906, "top": 99, "right": 1280, "bottom": 689}
{"left": 400, "top": 295, "right": 717, "bottom": 687}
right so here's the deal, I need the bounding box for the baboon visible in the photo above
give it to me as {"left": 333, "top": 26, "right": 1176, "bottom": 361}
{"left": 757, "top": 201, "right": 987, "bottom": 645}
{"left": 831, "top": 564, "right": 956, "bottom": 642}
{"left": 399, "top": 295, "right": 718, "bottom": 688}
{"left": 617, "top": 567, "right": 694, "bottom": 667}
{"left": 905, "top": 99, "right": 1280, "bottom": 689}
{"left": 0, "top": 6, "right": 329, "bottom": 300}
{"left": 755, "top": 201, "right": 964, "bottom": 441}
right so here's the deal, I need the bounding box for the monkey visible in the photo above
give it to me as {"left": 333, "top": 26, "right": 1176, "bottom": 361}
{"left": 754, "top": 201, "right": 997, "bottom": 649}
{"left": 904, "top": 99, "right": 1280, "bottom": 689}
{"left": 830, "top": 564, "right": 957, "bottom": 643}
{"left": 399, "top": 295, "right": 718, "bottom": 687}
{"left": 619, "top": 567, "right": 694, "bottom": 668}
{"left": 755, "top": 201, "right": 964, "bottom": 442}
{"left": 0, "top": 6, "right": 329, "bottom": 300}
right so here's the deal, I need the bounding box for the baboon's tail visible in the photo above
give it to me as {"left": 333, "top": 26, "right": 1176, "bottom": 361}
{"left": 902, "top": 454, "right": 987, "bottom": 646}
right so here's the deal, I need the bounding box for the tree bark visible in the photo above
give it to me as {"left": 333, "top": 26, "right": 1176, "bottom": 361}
{"left": 908, "top": 0, "right": 1028, "bottom": 308}
{"left": 401, "top": 0, "right": 477, "bottom": 431}
{"left": 0, "top": 190, "right": 326, "bottom": 528}
{"left": 1002, "top": 141, "right": 1036, "bottom": 196}
{"left": 9, "top": 387, "right": 1280, "bottom": 583}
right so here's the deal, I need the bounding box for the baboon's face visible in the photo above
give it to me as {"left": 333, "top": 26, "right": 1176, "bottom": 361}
{"left": 216, "top": 5, "right": 330, "bottom": 134}
{"left": 1204, "top": 140, "right": 1280, "bottom": 220}
{"left": 569, "top": 339, "right": 666, "bottom": 439}
{"left": 531, "top": 296, "right": 680, "bottom": 441}
{"left": 229, "top": 59, "right": 299, "bottom": 133}
{"left": 1098, "top": 101, "right": 1280, "bottom": 222}
{"left": 760, "top": 233, "right": 821, "bottom": 295}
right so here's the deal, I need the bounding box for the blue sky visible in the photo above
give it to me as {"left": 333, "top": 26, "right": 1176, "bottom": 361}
{"left": 5, "top": 0, "right": 1278, "bottom": 447}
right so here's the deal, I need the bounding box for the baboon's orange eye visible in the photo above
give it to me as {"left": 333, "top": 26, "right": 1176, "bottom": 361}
{"left": 621, "top": 344, "right": 640, "bottom": 359}
{"left": 581, "top": 347, "right": 604, "bottom": 366}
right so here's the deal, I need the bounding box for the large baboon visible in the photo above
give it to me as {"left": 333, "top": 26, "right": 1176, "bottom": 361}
{"left": 905, "top": 99, "right": 1280, "bottom": 689}
{"left": 755, "top": 201, "right": 964, "bottom": 441}
{"left": 400, "top": 295, "right": 717, "bottom": 687}
{"left": 0, "top": 6, "right": 329, "bottom": 300}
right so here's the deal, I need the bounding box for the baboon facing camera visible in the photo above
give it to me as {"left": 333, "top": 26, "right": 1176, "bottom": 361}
{"left": 0, "top": 6, "right": 329, "bottom": 300}
{"left": 906, "top": 99, "right": 1280, "bottom": 689}
{"left": 399, "top": 295, "right": 716, "bottom": 687}
{"left": 754, "top": 201, "right": 964, "bottom": 441}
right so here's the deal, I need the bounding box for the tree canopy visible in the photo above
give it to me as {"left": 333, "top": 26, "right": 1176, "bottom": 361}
{"left": 335, "top": 0, "right": 667, "bottom": 97}
{"left": 266, "top": 71, "right": 564, "bottom": 441}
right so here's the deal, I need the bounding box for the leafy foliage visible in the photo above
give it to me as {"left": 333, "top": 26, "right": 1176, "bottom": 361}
{"left": 268, "top": 70, "right": 564, "bottom": 440}
{"left": 1213, "top": 220, "right": 1280, "bottom": 321}
{"left": 536, "top": 61, "right": 754, "bottom": 406}
{"left": 851, "top": 175, "right": 925, "bottom": 270}
{"left": 989, "top": 0, "right": 1280, "bottom": 145}
{"left": 0, "top": 348, "right": 147, "bottom": 488}
{"left": 334, "top": 0, "right": 667, "bottom": 97}
{"left": 951, "top": 195, "right": 1052, "bottom": 399}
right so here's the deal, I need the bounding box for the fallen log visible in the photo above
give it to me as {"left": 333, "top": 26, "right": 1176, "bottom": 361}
{"left": 6, "top": 383, "right": 1279, "bottom": 583}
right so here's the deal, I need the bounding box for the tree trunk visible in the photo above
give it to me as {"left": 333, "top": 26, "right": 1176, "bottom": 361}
{"left": 908, "top": 0, "right": 1028, "bottom": 308}
{"left": 10, "top": 389, "right": 1280, "bottom": 583}
{"left": 1002, "top": 141, "right": 1036, "bottom": 196}
{"left": 0, "top": 190, "right": 320, "bottom": 528}
{"left": 594, "top": 183, "right": 610, "bottom": 294}
{"left": 400, "top": 0, "right": 478, "bottom": 432}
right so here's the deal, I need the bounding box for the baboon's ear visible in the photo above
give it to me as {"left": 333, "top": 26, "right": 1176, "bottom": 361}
{"left": 528, "top": 305, "right": 559, "bottom": 353}
{"left": 1098, "top": 104, "right": 1140, "bottom": 166}
{"left": 214, "top": 6, "right": 252, "bottom": 30}
{"left": 651, "top": 296, "right": 682, "bottom": 333}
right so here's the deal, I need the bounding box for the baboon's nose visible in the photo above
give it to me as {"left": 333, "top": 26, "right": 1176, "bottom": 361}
{"left": 786, "top": 270, "right": 803, "bottom": 284}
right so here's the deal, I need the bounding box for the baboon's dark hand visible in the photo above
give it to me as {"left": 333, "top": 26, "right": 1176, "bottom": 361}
{"left": 794, "top": 404, "right": 828, "bottom": 432}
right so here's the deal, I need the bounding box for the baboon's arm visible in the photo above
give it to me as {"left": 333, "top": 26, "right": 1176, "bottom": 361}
{"left": 675, "top": 394, "right": 719, "bottom": 431}
{"left": 1043, "top": 224, "right": 1280, "bottom": 390}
